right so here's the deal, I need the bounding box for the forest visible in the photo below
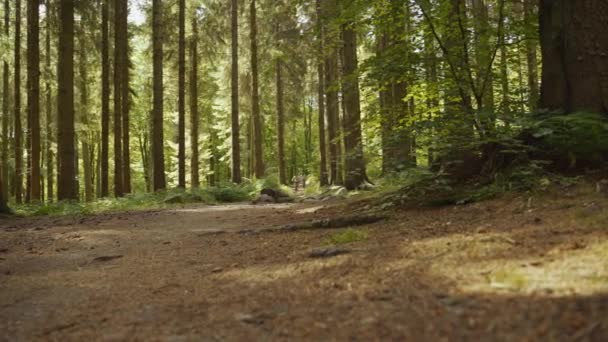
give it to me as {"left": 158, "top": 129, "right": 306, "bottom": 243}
{"left": 1, "top": 0, "right": 608, "bottom": 340}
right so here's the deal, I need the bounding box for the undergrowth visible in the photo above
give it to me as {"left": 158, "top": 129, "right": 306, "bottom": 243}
{"left": 325, "top": 228, "right": 369, "bottom": 245}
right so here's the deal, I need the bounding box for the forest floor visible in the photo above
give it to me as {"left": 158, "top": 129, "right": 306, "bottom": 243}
{"left": 1, "top": 182, "right": 608, "bottom": 341}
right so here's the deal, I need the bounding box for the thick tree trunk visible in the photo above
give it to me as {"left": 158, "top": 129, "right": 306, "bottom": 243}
{"left": 250, "top": 0, "right": 264, "bottom": 179}
{"left": 2, "top": 0, "right": 9, "bottom": 203}
{"left": 0, "top": 175, "right": 8, "bottom": 213}
{"left": 539, "top": 0, "right": 608, "bottom": 114}
{"left": 100, "top": 0, "right": 109, "bottom": 197}
{"left": 14, "top": 0, "right": 23, "bottom": 203}
{"left": 152, "top": 0, "right": 166, "bottom": 191}
{"left": 230, "top": 0, "right": 241, "bottom": 184}
{"left": 57, "top": 0, "right": 77, "bottom": 200}
{"left": 190, "top": 12, "right": 199, "bottom": 188}
{"left": 341, "top": 24, "right": 366, "bottom": 190}
{"left": 276, "top": 58, "right": 287, "bottom": 185}
{"left": 27, "top": 0, "right": 41, "bottom": 202}
{"left": 177, "top": 0, "right": 186, "bottom": 188}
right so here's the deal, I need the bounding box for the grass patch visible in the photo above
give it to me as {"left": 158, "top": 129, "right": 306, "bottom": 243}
{"left": 325, "top": 228, "right": 369, "bottom": 245}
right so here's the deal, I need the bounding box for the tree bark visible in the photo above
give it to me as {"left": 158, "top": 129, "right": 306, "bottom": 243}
{"left": 14, "top": 0, "right": 23, "bottom": 203}
{"left": 341, "top": 23, "right": 366, "bottom": 190}
{"left": 152, "top": 0, "right": 166, "bottom": 191}
{"left": 315, "top": 0, "right": 328, "bottom": 186}
{"left": 113, "top": 0, "right": 123, "bottom": 196}
{"left": 27, "top": 0, "right": 41, "bottom": 202}
{"left": 1, "top": 0, "right": 9, "bottom": 203}
{"left": 524, "top": 0, "right": 539, "bottom": 112}
{"left": 230, "top": 0, "right": 241, "bottom": 184}
{"left": 190, "top": 11, "right": 199, "bottom": 188}
{"left": 100, "top": 0, "right": 109, "bottom": 197}
{"left": 121, "top": 0, "right": 130, "bottom": 194}
{"left": 57, "top": 0, "right": 77, "bottom": 200}
{"left": 45, "top": 0, "right": 52, "bottom": 201}
{"left": 177, "top": 0, "right": 186, "bottom": 188}
{"left": 79, "top": 23, "right": 93, "bottom": 202}
{"left": 250, "top": 0, "right": 264, "bottom": 179}
{"left": 539, "top": 0, "right": 608, "bottom": 114}
{"left": 276, "top": 58, "right": 286, "bottom": 185}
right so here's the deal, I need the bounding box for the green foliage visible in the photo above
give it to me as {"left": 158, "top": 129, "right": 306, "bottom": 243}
{"left": 325, "top": 228, "right": 369, "bottom": 245}
{"left": 530, "top": 112, "right": 608, "bottom": 164}
{"left": 206, "top": 182, "right": 255, "bottom": 202}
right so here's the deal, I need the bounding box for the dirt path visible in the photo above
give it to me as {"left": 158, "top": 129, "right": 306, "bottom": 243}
{"left": 1, "top": 188, "right": 608, "bottom": 341}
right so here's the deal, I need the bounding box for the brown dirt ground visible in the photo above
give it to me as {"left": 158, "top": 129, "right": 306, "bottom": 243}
{"left": 1, "top": 183, "right": 608, "bottom": 341}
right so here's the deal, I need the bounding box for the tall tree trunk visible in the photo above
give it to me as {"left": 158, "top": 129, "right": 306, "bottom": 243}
{"left": 14, "top": 0, "right": 23, "bottom": 203}
{"left": 524, "top": 0, "right": 538, "bottom": 111}
{"left": 177, "top": 0, "right": 186, "bottom": 188}
{"left": 45, "top": 0, "right": 53, "bottom": 202}
{"left": 79, "top": 26, "right": 93, "bottom": 202}
{"left": 499, "top": 9, "right": 511, "bottom": 122}
{"left": 0, "top": 173, "right": 8, "bottom": 213}
{"left": 27, "top": 0, "right": 41, "bottom": 202}
{"left": 276, "top": 58, "right": 286, "bottom": 185}
{"left": 539, "top": 0, "right": 608, "bottom": 114}
{"left": 341, "top": 22, "right": 367, "bottom": 190}
{"left": 230, "top": 0, "right": 241, "bottom": 183}
{"left": 250, "top": 0, "right": 264, "bottom": 179}
{"left": 113, "top": 0, "right": 123, "bottom": 196}
{"left": 315, "top": 0, "right": 328, "bottom": 186}
{"left": 1, "top": 0, "right": 9, "bottom": 203}
{"left": 323, "top": 0, "right": 340, "bottom": 185}
{"left": 120, "top": 0, "right": 130, "bottom": 194}
{"left": 100, "top": 0, "right": 109, "bottom": 197}
{"left": 472, "top": 0, "right": 494, "bottom": 117}
{"left": 152, "top": 0, "right": 166, "bottom": 191}
{"left": 57, "top": 0, "right": 77, "bottom": 200}
{"left": 190, "top": 12, "right": 199, "bottom": 188}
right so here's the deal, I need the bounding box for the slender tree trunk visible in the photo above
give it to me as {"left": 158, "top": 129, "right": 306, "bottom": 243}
{"left": 190, "top": 12, "right": 199, "bottom": 188}
{"left": 27, "top": 0, "right": 41, "bottom": 202}
{"left": 79, "top": 27, "right": 93, "bottom": 202}
{"left": 100, "top": 0, "right": 109, "bottom": 197}
{"left": 177, "top": 0, "right": 186, "bottom": 188}
{"left": 315, "top": 0, "right": 328, "bottom": 186}
{"left": 0, "top": 172, "right": 8, "bottom": 213}
{"left": 120, "top": 0, "right": 130, "bottom": 194}
{"left": 14, "top": 0, "right": 23, "bottom": 203}
{"left": 45, "top": 0, "right": 52, "bottom": 202}
{"left": 341, "top": 23, "right": 366, "bottom": 190}
{"left": 499, "top": 10, "right": 511, "bottom": 122}
{"left": 524, "top": 0, "right": 538, "bottom": 112}
{"left": 276, "top": 58, "right": 286, "bottom": 185}
{"left": 1, "top": 0, "right": 9, "bottom": 203}
{"left": 230, "top": 0, "right": 241, "bottom": 183}
{"left": 57, "top": 0, "right": 77, "bottom": 200}
{"left": 152, "top": 0, "right": 166, "bottom": 191}
{"left": 472, "top": 0, "right": 494, "bottom": 116}
{"left": 113, "top": 0, "right": 123, "bottom": 196}
{"left": 250, "top": 0, "right": 264, "bottom": 179}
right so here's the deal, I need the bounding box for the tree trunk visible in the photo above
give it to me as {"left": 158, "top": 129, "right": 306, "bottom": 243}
{"left": 100, "top": 0, "right": 109, "bottom": 197}
{"left": 152, "top": 0, "right": 166, "bottom": 191}
{"left": 472, "top": 0, "right": 494, "bottom": 116}
{"left": 250, "top": 0, "right": 264, "bottom": 179}
{"left": 177, "top": 0, "right": 186, "bottom": 188}
{"left": 120, "top": 0, "right": 130, "bottom": 194}
{"left": 45, "top": 0, "right": 53, "bottom": 202}
{"left": 79, "top": 25, "right": 93, "bottom": 202}
{"left": 27, "top": 0, "right": 41, "bottom": 202}
{"left": 524, "top": 0, "right": 539, "bottom": 112}
{"left": 230, "top": 0, "right": 241, "bottom": 184}
{"left": 57, "top": 0, "right": 77, "bottom": 200}
{"left": 1, "top": 0, "right": 9, "bottom": 203}
{"left": 499, "top": 9, "right": 511, "bottom": 121}
{"left": 0, "top": 174, "right": 8, "bottom": 213}
{"left": 539, "top": 0, "right": 608, "bottom": 114}
{"left": 113, "top": 0, "right": 123, "bottom": 197}
{"left": 14, "top": 0, "right": 23, "bottom": 203}
{"left": 341, "top": 23, "right": 366, "bottom": 190}
{"left": 276, "top": 57, "right": 286, "bottom": 185}
{"left": 190, "top": 12, "right": 199, "bottom": 188}
{"left": 315, "top": 0, "right": 328, "bottom": 186}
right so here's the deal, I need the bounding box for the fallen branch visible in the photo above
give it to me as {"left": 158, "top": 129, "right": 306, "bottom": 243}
{"left": 275, "top": 214, "right": 387, "bottom": 232}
